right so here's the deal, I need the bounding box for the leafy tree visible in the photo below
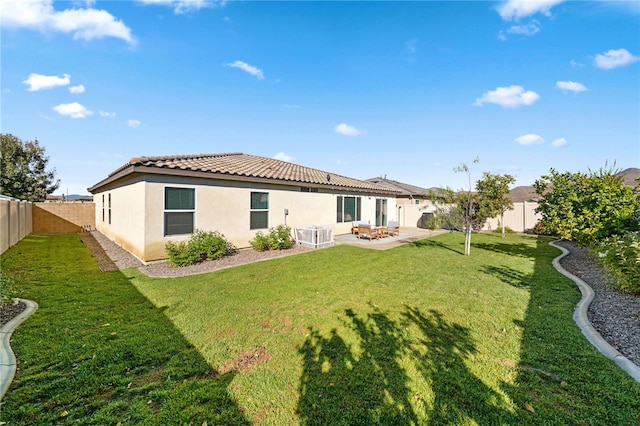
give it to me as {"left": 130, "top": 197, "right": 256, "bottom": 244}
{"left": 534, "top": 166, "right": 640, "bottom": 246}
{"left": 476, "top": 172, "right": 516, "bottom": 238}
{"left": 0, "top": 133, "right": 59, "bottom": 201}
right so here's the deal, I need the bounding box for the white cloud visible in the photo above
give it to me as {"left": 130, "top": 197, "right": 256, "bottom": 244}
{"left": 593, "top": 48, "right": 639, "bottom": 69}
{"left": 99, "top": 110, "right": 116, "bottom": 118}
{"left": 128, "top": 119, "right": 141, "bottom": 127}
{"left": 515, "top": 134, "right": 544, "bottom": 145}
{"left": 570, "top": 59, "right": 585, "bottom": 68}
{"left": 137, "top": 0, "right": 220, "bottom": 14}
{"left": 53, "top": 102, "right": 93, "bottom": 118}
{"left": 226, "top": 60, "right": 265, "bottom": 80}
{"left": 273, "top": 152, "right": 292, "bottom": 162}
{"left": 0, "top": 0, "right": 135, "bottom": 44}
{"left": 497, "top": 0, "right": 565, "bottom": 20}
{"left": 474, "top": 85, "right": 540, "bottom": 108}
{"left": 556, "top": 80, "right": 588, "bottom": 93}
{"left": 69, "top": 84, "right": 85, "bottom": 94}
{"left": 334, "top": 123, "right": 365, "bottom": 137}
{"left": 506, "top": 22, "right": 540, "bottom": 36}
{"left": 552, "top": 137, "right": 567, "bottom": 147}
{"left": 23, "top": 73, "right": 70, "bottom": 91}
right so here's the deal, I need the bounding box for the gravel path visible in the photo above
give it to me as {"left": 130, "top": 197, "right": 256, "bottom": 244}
{"left": 555, "top": 240, "right": 640, "bottom": 366}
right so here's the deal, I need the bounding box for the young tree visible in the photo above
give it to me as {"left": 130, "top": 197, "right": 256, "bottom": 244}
{"left": 455, "top": 157, "right": 479, "bottom": 256}
{"left": 476, "top": 172, "right": 516, "bottom": 238}
{"left": 0, "top": 133, "right": 60, "bottom": 201}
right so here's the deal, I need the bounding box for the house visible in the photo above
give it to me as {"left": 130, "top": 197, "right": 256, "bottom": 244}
{"left": 88, "top": 153, "right": 400, "bottom": 263}
{"left": 366, "top": 177, "right": 443, "bottom": 228}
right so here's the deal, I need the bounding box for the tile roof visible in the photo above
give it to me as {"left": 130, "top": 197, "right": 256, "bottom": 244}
{"left": 366, "top": 177, "right": 440, "bottom": 197}
{"left": 92, "top": 153, "right": 399, "bottom": 194}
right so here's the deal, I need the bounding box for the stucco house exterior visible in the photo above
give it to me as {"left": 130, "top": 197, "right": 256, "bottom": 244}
{"left": 88, "top": 153, "right": 400, "bottom": 263}
{"left": 365, "top": 177, "right": 442, "bottom": 228}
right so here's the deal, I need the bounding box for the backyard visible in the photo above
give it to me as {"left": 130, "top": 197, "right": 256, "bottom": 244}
{"left": 1, "top": 232, "right": 639, "bottom": 424}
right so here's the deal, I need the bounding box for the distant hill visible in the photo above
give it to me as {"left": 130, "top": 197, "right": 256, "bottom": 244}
{"left": 508, "top": 168, "right": 638, "bottom": 203}
{"left": 616, "top": 168, "right": 640, "bottom": 186}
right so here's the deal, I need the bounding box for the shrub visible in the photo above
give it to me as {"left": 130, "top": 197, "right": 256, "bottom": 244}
{"left": 598, "top": 231, "right": 640, "bottom": 293}
{"left": 165, "top": 230, "right": 236, "bottom": 267}
{"left": 532, "top": 222, "right": 547, "bottom": 235}
{"left": 268, "top": 225, "right": 294, "bottom": 250}
{"left": 250, "top": 231, "right": 271, "bottom": 252}
{"left": 250, "top": 225, "right": 294, "bottom": 252}
{"left": 0, "top": 273, "right": 18, "bottom": 305}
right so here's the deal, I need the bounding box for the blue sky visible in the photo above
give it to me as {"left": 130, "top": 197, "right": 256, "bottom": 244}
{"left": 2, "top": 0, "right": 639, "bottom": 195}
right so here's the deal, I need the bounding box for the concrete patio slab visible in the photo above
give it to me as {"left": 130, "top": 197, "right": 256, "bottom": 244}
{"left": 334, "top": 227, "right": 448, "bottom": 250}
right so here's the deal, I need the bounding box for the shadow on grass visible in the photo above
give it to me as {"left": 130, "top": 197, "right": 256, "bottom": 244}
{"left": 410, "top": 237, "right": 464, "bottom": 255}
{"left": 480, "top": 264, "right": 530, "bottom": 288}
{"left": 499, "top": 237, "right": 640, "bottom": 423}
{"left": 1, "top": 234, "right": 250, "bottom": 425}
{"left": 297, "top": 306, "right": 514, "bottom": 424}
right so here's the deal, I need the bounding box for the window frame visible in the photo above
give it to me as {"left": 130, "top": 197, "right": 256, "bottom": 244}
{"left": 336, "top": 195, "right": 362, "bottom": 223}
{"left": 163, "top": 186, "right": 196, "bottom": 236}
{"left": 250, "top": 191, "right": 269, "bottom": 230}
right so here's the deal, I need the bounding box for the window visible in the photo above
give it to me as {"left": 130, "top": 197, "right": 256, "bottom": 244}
{"left": 108, "top": 193, "right": 112, "bottom": 224}
{"left": 336, "top": 196, "right": 361, "bottom": 223}
{"left": 375, "top": 198, "right": 387, "bottom": 226}
{"left": 101, "top": 194, "right": 105, "bottom": 222}
{"left": 250, "top": 192, "right": 269, "bottom": 230}
{"left": 164, "top": 187, "right": 195, "bottom": 236}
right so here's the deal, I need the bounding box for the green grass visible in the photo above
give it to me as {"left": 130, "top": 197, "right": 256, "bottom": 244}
{"left": 2, "top": 232, "right": 639, "bottom": 424}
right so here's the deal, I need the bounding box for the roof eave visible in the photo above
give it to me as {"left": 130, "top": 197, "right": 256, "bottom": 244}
{"left": 89, "top": 164, "right": 400, "bottom": 196}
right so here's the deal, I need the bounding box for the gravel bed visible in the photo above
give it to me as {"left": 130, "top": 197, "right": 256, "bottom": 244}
{"left": 89, "top": 230, "right": 311, "bottom": 277}
{"left": 555, "top": 240, "right": 640, "bottom": 366}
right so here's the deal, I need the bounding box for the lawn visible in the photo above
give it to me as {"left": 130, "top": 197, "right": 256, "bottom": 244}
{"left": 1, "top": 232, "right": 639, "bottom": 424}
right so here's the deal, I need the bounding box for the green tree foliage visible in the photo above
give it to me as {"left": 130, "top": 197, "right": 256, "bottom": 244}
{"left": 534, "top": 166, "right": 640, "bottom": 246}
{"left": 427, "top": 158, "right": 487, "bottom": 255}
{"left": 0, "top": 133, "right": 60, "bottom": 201}
{"left": 475, "top": 172, "right": 516, "bottom": 238}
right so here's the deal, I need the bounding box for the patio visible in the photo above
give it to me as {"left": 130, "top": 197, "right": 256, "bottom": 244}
{"left": 334, "top": 227, "right": 448, "bottom": 250}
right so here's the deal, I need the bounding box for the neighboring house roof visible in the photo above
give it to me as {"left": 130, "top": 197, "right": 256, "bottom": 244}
{"left": 366, "top": 177, "right": 442, "bottom": 198}
{"left": 88, "top": 153, "right": 400, "bottom": 195}
{"left": 509, "top": 186, "right": 541, "bottom": 202}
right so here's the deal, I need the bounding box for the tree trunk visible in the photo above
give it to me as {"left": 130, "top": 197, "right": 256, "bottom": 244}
{"left": 465, "top": 230, "right": 471, "bottom": 255}
{"left": 501, "top": 212, "right": 505, "bottom": 238}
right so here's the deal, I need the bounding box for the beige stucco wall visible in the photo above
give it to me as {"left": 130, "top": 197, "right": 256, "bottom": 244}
{"left": 93, "top": 175, "right": 397, "bottom": 263}
{"left": 94, "top": 179, "right": 148, "bottom": 261}
{"left": 395, "top": 201, "right": 438, "bottom": 228}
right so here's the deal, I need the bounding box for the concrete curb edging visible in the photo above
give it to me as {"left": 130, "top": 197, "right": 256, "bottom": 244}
{"left": 0, "top": 298, "right": 38, "bottom": 400}
{"left": 549, "top": 240, "right": 640, "bottom": 383}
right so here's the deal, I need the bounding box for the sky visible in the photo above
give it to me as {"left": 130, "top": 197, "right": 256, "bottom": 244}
{"left": 1, "top": 0, "right": 639, "bottom": 196}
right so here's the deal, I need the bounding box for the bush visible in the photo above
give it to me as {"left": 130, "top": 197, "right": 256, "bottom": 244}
{"left": 250, "top": 225, "right": 294, "bottom": 252}
{"left": 165, "top": 230, "right": 236, "bottom": 267}
{"left": 599, "top": 231, "right": 640, "bottom": 293}
{"left": 532, "top": 222, "right": 548, "bottom": 235}
{"left": 0, "top": 273, "right": 18, "bottom": 305}
{"left": 250, "top": 231, "right": 271, "bottom": 252}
